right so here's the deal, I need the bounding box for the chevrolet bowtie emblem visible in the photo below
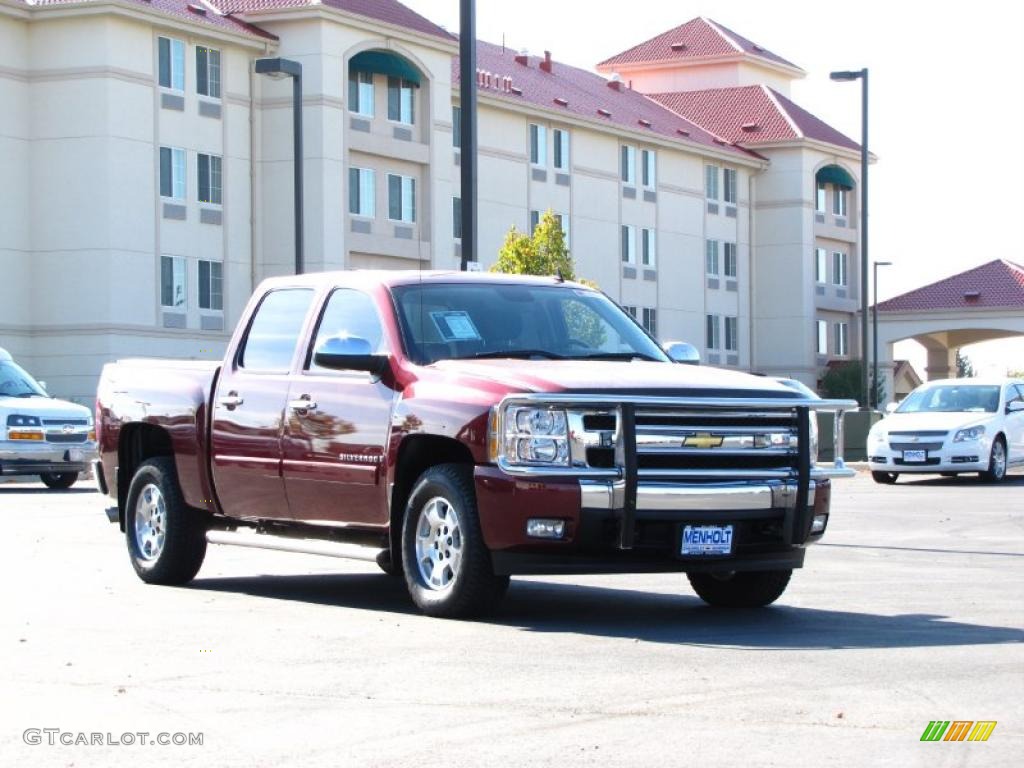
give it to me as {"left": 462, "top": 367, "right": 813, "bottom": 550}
{"left": 683, "top": 432, "right": 724, "bottom": 449}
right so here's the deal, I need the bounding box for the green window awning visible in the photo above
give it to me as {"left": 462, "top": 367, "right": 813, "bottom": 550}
{"left": 816, "top": 165, "right": 855, "bottom": 190}
{"left": 349, "top": 51, "right": 421, "bottom": 85}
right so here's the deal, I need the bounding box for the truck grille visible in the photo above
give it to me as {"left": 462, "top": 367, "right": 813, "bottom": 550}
{"left": 42, "top": 418, "right": 89, "bottom": 426}
{"left": 46, "top": 433, "right": 88, "bottom": 444}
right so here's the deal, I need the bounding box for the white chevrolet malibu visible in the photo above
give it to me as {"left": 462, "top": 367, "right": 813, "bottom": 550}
{"left": 868, "top": 378, "right": 1024, "bottom": 484}
{"left": 0, "top": 347, "right": 97, "bottom": 489}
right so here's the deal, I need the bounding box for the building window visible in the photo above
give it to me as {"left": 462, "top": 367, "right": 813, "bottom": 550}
{"left": 621, "top": 145, "right": 636, "bottom": 185}
{"left": 196, "top": 46, "right": 221, "bottom": 98}
{"left": 387, "top": 174, "right": 416, "bottom": 223}
{"left": 705, "top": 239, "right": 719, "bottom": 276}
{"left": 530, "top": 210, "right": 540, "bottom": 233}
{"left": 198, "top": 154, "right": 222, "bottom": 205}
{"left": 387, "top": 77, "right": 415, "bottom": 124}
{"left": 349, "top": 167, "right": 375, "bottom": 217}
{"left": 159, "top": 147, "right": 185, "bottom": 200}
{"left": 815, "top": 181, "right": 827, "bottom": 213}
{"left": 815, "top": 247, "right": 828, "bottom": 283}
{"left": 556, "top": 213, "right": 570, "bottom": 248}
{"left": 723, "top": 168, "right": 737, "bottom": 204}
{"left": 452, "top": 106, "right": 461, "bottom": 149}
{"left": 642, "top": 308, "right": 657, "bottom": 336}
{"left": 529, "top": 124, "right": 547, "bottom": 166}
{"left": 553, "top": 128, "right": 570, "bottom": 171}
{"left": 832, "top": 251, "right": 848, "bottom": 286}
{"left": 724, "top": 242, "right": 737, "bottom": 278}
{"left": 833, "top": 187, "right": 848, "bottom": 217}
{"left": 835, "top": 322, "right": 849, "bottom": 356}
{"left": 622, "top": 305, "right": 637, "bottom": 318}
{"left": 817, "top": 320, "right": 828, "bottom": 355}
{"left": 641, "top": 228, "right": 656, "bottom": 267}
{"left": 725, "top": 316, "right": 739, "bottom": 352}
{"left": 198, "top": 260, "right": 223, "bottom": 311}
{"left": 621, "top": 225, "right": 636, "bottom": 264}
{"left": 706, "top": 314, "right": 720, "bottom": 350}
{"left": 453, "top": 197, "right": 462, "bottom": 239}
{"left": 158, "top": 37, "right": 185, "bottom": 91}
{"left": 160, "top": 256, "right": 186, "bottom": 308}
{"left": 348, "top": 70, "right": 374, "bottom": 117}
{"left": 705, "top": 165, "right": 719, "bottom": 200}
{"left": 641, "top": 149, "right": 656, "bottom": 188}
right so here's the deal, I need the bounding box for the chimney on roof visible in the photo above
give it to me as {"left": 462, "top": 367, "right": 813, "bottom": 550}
{"left": 607, "top": 73, "right": 624, "bottom": 92}
{"left": 515, "top": 49, "right": 529, "bottom": 66}
{"left": 540, "top": 50, "right": 553, "bottom": 74}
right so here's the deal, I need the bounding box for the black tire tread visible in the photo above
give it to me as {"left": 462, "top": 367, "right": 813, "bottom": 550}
{"left": 40, "top": 472, "right": 78, "bottom": 490}
{"left": 871, "top": 471, "right": 898, "bottom": 484}
{"left": 688, "top": 569, "right": 792, "bottom": 608}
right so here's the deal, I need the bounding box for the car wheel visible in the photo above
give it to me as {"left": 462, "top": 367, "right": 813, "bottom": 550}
{"left": 688, "top": 569, "right": 792, "bottom": 608}
{"left": 871, "top": 471, "right": 898, "bottom": 484}
{"left": 40, "top": 472, "right": 78, "bottom": 490}
{"left": 980, "top": 438, "right": 1007, "bottom": 483}
{"left": 124, "top": 457, "right": 207, "bottom": 585}
{"left": 401, "top": 464, "right": 509, "bottom": 618}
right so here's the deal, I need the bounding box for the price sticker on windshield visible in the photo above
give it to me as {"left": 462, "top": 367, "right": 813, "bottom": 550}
{"left": 430, "top": 311, "right": 482, "bottom": 342}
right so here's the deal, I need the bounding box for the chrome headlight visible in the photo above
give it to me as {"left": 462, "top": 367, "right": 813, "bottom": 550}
{"left": 953, "top": 426, "right": 985, "bottom": 442}
{"left": 490, "top": 405, "right": 570, "bottom": 466}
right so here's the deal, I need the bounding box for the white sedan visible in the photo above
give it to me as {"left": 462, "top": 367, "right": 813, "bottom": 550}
{"left": 867, "top": 378, "right": 1024, "bottom": 484}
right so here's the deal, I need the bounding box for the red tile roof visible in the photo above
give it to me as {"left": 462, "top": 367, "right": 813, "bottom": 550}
{"left": 877, "top": 260, "right": 1024, "bottom": 312}
{"left": 651, "top": 85, "right": 860, "bottom": 151}
{"left": 213, "top": 0, "right": 454, "bottom": 40}
{"left": 457, "top": 41, "right": 755, "bottom": 159}
{"left": 598, "top": 17, "right": 799, "bottom": 71}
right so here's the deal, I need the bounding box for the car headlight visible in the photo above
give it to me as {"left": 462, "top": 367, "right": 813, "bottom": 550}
{"left": 808, "top": 413, "right": 819, "bottom": 465}
{"left": 6, "top": 414, "right": 42, "bottom": 427}
{"left": 491, "top": 405, "right": 570, "bottom": 466}
{"left": 953, "top": 426, "right": 985, "bottom": 442}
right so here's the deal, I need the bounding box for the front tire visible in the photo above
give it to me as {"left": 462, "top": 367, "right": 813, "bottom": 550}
{"left": 688, "top": 569, "right": 792, "bottom": 608}
{"left": 124, "top": 458, "right": 207, "bottom": 585}
{"left": 401, "top": 464, "right": 509, "bottom": 618}
{"left": 980, "top": 438, "right": 1007, "bottom": 483}
{"left": 872, "top": 471, "right": 899, "bottom": 484}
{"left": 40, "top": 472, "right": 78, "bottom": 490}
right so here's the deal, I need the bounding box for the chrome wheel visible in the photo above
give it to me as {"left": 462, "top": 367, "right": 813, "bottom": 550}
{"left": 133, "top": 483, "right": 166, "bottom": 562}
{"left": 991, "top": 441, "right": 1007, "bottom": 479}
{"left": 414, "top": 496, "right": 463, "bottom": 591}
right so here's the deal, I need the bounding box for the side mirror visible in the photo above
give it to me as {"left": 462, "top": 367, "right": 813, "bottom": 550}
{"left": 1007, "top": 400, "right": 1024, "bottom": 414}
{"left": 313, "top": 336, "right": 387, "bottom": 375}
{"left": 884, "top": 402, "right": 898, "bottom": 415}
{"left": 663, "top": 341, "right": 701, "bottom": 365}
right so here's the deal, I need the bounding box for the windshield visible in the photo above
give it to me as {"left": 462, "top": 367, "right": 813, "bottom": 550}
{"left": 896, "top": 384, "right": 1001, "bottom": 414}
{"left": 0, "top": 360, "right": 48, "bottom": 398}
{"left": 390, "top": 283, "right": 670, "bottom": 365}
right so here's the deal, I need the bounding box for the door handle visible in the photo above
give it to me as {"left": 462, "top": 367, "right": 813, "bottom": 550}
{"left": 289, "top": 396, "right": 318, "bottom": 412}
{"left": 219, "top": 393, "right": 244, "bottom": 409}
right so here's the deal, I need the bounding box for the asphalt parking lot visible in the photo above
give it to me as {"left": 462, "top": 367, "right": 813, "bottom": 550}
{"left": 1, "top": 471, "right": 1021, "bottom": 767}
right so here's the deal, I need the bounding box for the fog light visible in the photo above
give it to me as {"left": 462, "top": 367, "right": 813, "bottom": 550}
{"left": 526, "top": 518, "right": 565, "bottom": 539}
{"left": 810, "top": 514, "right": 828, "bottom": 535}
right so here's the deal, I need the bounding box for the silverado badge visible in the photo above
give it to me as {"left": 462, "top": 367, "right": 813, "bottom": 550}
{"left": 683, "top": 432, "right": 725, "bottom": 449}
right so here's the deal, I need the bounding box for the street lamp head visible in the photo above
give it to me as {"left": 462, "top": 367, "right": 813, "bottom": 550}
{"left": 255, "top": 57, "right": 302, "bottom": 79}
{"left": 830, "top": 69, "right": 864, "bottom": 81}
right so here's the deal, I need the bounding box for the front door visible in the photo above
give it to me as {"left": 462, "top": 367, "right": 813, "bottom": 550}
{"left": 210, "top": 288, "right": 316, "bottom": 522}
{"left": 282, "top": 288, "right": 396, "bottom": 526}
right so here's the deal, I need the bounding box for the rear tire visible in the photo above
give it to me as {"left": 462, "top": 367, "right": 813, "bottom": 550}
{"left": 871, "top": 471, "right": 898, "bottom": 484}
{"left": 40, "top": 472, "right": 78, "bottom": 490}
{"left": 124, "top": 457, "right": 207, "bottom": 585}
{"left": 401, "top": 464, "right": 509, "bottom": 618}
{"left": 688, "top": 569, "right": 792, "bottom": 608}
{"left": 980, "top": 438, "right": 1007, "bottom": 483}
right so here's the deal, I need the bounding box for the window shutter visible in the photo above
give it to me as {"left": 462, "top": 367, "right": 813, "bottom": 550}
{"left": 158, "top": 38, "right": 171, "bottom": 88}
{"left": 349, "top": 168, "right": 360, "bottom": 214}
{"left": 199, "top": 261, "right": 210, "bottom": 309}
{"left": 388, "top": 175, "right": 401, "bottom": 220}
{"left": 198, "top": 155, "right": 210, "bottom": 203}
{"left": 196, "top": 48, "right": 208, "bottom": 96}
{"left": 159, "top": 147, "right": 172, "bottom": 198}
{"left": 387, "top": 77, "right": 400, "bottom": 121}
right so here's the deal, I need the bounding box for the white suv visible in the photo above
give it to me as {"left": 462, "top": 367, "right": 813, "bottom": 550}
{"left": 867, "top": 378, "right": 1024, "bottom": 484}
{"left": 0, "top": 347, "right": 96, "bottom": 489}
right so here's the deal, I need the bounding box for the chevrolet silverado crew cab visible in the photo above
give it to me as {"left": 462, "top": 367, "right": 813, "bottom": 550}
{"left": 95, "top": 271, "right": 854, "bottom": 618}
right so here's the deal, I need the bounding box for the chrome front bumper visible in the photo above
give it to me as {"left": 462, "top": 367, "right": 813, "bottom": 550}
{"left": 0, "top": 441, "right": 97, "bottom": 475}
{"left": 580, "top": 479, "right": 817, "bottom": 511}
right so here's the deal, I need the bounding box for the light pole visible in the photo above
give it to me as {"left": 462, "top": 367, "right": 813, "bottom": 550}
{"left": 830, "top": 68, "right": 868, "bottom": 408}
{"left": 458, "top": 0, "right": 478, "bottom": 271}
{"left": 872, "top": 260, "right": 892, "bottom": 408}
{"left": 255, "top": 57, "right": 304, "bottom": 275}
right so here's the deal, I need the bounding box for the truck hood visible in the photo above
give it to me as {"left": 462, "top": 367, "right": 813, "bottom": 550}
{"left": 877, "top": 411, "right": 994, "bottom": 434}
{"left": 429, "top": 359, "right": 797, "bottom": 398}
{"left": 0, "top": 394, "right": 93, "bottom": 421}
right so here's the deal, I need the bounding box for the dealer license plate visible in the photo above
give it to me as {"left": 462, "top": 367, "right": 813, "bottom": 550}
{"left": 681, "top": 525, "right": 733, "bottom": 556}
{"left": 902, "top": 450, "right": 927, "bottom": 463}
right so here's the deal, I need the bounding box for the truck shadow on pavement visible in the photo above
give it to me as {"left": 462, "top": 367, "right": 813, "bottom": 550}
{"left": 894, "top": 475, "right": 1024, "bottom": 487}
{"left": 0, "top": 487, "right": 95, "bottom": 495}
{"left": 191, "top": 574, "right": 1024, "bottom": 651}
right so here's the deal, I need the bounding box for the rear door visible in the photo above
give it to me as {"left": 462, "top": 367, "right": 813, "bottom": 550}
{"left": 281, "top": 288, "right": 396, "bottom": 526}
{"left": 210, "top": 288, "right": 316, "bottom": 522}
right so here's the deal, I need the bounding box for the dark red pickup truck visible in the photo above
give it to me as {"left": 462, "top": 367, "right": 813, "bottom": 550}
{"left": 95, "top": 271, "right": 854, "bottom": 617}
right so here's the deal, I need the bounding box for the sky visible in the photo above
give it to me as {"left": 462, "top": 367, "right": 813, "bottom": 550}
{"left": 402, "top": 0, "right": 1024, "bottom": 377}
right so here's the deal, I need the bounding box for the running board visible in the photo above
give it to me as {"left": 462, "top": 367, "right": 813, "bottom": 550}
{"left": 206, "top": 529, "right": 385, "bottom": 563}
